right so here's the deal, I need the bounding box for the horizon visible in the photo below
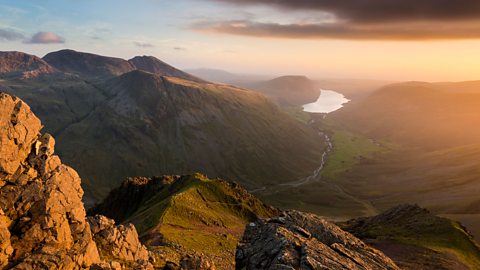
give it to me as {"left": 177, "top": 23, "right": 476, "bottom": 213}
{"left": 0, "top": 0, "right": 479, "bottom": 82}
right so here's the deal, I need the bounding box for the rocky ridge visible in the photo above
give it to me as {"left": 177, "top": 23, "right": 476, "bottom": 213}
{"left": 236, "top": 210, "right": 400, "bottom": 270}
{"left": 341, "top": 204, "right": 480, "bottom": 270}
{"left": 0, "top": 92, "right": 151, "bottom": 269}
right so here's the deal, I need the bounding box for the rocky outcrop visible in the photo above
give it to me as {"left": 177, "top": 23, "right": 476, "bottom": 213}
{"left": 0, "top": 92, "right": 99, "bottom": 269}
{"left": 0, "top": 52, "right": 56, "bottom": 79}
{"left": 88, "top": 215, "right": 151, "bottom": 269}
{"left": 236, "top": 210, "right": 400, "bottom": 270}
{"left": 0, "top": 93, "right": 152, "bottom": 269}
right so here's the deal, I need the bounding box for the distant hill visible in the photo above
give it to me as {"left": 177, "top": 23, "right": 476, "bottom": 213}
{"left": 341, "top": 204, "right": 480, "bottom": 270}
{"left": 186, "top": 68, "right": 271, "bottom": 85}
{"left": 0, "top": 51, "right": 56, "bottom": 79}
{"left": 248, "top": 75, "right": 320, "bottom": 106}
{"left": 332, "top": 81, "right": 480, "bottom": 150}
{"left": 90, "top": 173, "right": 279, "bottom": 269}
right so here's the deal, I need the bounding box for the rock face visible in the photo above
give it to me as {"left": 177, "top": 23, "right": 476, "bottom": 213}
{"left": 0, "top": 92, "right": 99, "bottom": 269}
{"left": 0, "top": 92, "right": 152, "bottom": 269}
{"left": 0, "top": 52, "right": 56, "bottom": 79}
{"left": 236, "top": 210, "right": 400, "bottom": 270}
{"left": 88, "top": 215, "right": 151, "bottom": 268}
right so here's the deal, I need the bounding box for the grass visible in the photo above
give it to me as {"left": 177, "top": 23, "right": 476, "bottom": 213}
{"left": 320, "top": 127, "right": 389, "bottom": 180}
{"left": 341, "top": 207, "right": 480, "bottom": 269}
{"left": 102, "top": 174, "right": 278, "bottom": 269}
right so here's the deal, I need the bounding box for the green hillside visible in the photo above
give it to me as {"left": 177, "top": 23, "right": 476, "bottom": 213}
{"left": 91, "top": 173, "right": 279, "bottom": 269}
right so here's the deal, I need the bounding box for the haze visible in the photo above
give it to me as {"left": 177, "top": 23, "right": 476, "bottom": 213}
{"left": 1, "top": 0, "right": 480, "bottom": 81}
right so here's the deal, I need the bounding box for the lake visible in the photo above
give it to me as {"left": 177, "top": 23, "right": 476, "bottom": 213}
{"left": 302, "top": 89, "right": 350, "bottom": 113}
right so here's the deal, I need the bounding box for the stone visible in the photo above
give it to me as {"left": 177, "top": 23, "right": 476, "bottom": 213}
{"left": 0, "top": 93, "right": 153, "bottom": 269}
{"left": 236, "top": 210, "right": 400, "bottom": 270}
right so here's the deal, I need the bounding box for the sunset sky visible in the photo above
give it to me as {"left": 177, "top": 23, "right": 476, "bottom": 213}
{"left": 1, "top": 0, "right": 480, "bottom": 81}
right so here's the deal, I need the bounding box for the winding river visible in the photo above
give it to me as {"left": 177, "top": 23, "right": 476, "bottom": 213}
{"left": 250, "top": 89, "right": 347, "bottom": 193}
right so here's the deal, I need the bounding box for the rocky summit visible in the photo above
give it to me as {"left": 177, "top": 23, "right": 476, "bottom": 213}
{"left": 0, "top": 92, "right": 152, "bottom": 269}
{"left": 236, "top": 210, "right": 400, "bottom": 270}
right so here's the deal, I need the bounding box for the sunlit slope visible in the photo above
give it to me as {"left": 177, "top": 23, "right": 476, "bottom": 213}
{"left": 332, "top": 81, "right": 480, "bottom": 150}
{"left": 341, "top": 205, "right": 480, "bottom": 270}
{"left": 91, "top": 174, "right": 279, "bottom": 269}
{"left": 56, "top": 71, "right": 325, "bottom": 199}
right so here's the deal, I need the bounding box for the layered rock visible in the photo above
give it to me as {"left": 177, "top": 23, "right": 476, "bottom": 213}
{"left": 236, "top": 210, "right": 400, "bottom": 270}
{"left": 0, "top": 93, "right": 152, "bottom": 269}
{"left": 88, "top": 215, "right": 151, "bottom": 268}
{"left": 0, "top": 92, "right": 99, "bottom": 269}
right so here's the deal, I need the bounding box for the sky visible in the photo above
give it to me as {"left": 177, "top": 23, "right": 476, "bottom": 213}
{"left": 1, "top": 0, "right": 480, "bottom": 81}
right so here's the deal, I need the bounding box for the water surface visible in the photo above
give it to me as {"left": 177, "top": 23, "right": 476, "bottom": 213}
{"left": 303, "top": 90, "right": 349, "bottom": 113}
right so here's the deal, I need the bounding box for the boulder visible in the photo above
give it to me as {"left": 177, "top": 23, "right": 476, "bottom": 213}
{"left": 236, "top": 210, "right": 400, "bottom": 270}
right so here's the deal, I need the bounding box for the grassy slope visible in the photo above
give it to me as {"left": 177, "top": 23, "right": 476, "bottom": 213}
{"left": 340, "top": 206, "right": 480, "bottom": 269}
{"left": 93, "top": 173, "right": 278, "bottom": 269}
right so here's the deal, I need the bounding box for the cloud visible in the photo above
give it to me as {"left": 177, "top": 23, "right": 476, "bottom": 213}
{"left": 208, "top": 0, "right": 480, "bottom": 23}
{"left": 196, "top": 0, "right": 480, "bottom": 40}
{"left": 0, "top": 28, "right": 24, "bottom": 41}
{"left": 192, "top": 20, "right": 480, "bottom": 40}
{"left": 173, "top": 46, "right": 187, "bottom": 51}
{"left": 134, "top": 41, "right": 154, "bottom": 48}
{"left": 25, "top": 32, "right": 65, "bottom": 44}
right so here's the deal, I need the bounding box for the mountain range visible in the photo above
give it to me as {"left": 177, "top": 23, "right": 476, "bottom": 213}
{"left": 0, "top": 50, "right": 326, "bottom": 202}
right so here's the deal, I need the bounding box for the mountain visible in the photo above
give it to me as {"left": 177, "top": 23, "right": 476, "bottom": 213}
{"left": 129, "top": 56, "right": 203, "bottom": 82}
{"left": 91, "top": 173, "right": 279, "bottom": 269}
{"left": 0, "top": 93, "right": 152, "bottom": 269}
{"left": 53, "top": 70, "right": 325, "bottom": 200}
{"left": 237, "top": 210, "right": 400, "bottom": 269}
{"left": 249, "top": 75, "right": 320, "bottom": 106}
{"left": 43, "top": 49, "right": 136, "bottom": 78}
{"left": 186, "top": 68, "right": 271, "bottom": 85}
{"left": 0, "top": 51, "right": 56, "bottom": 79}
{"left": 0, "top": 50, "right": 326, "bottom": 203}
{"left": 341, "top": 205, "right": 480, "bottom": 270}
{"left": 331, "top": 81, "right": 480, "bottom": 150}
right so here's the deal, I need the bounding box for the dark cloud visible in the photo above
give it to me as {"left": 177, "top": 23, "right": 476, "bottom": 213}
{"left": 208, "top": 0, "right": 480, "bottom": 23}
{"left": 0, "top": 28, "right": 24, "bottom": 41}
{"left": 194, "top": 0, "right": 480, "bottom": 40}
{"left": 25, "top": 32, "right": 65, "bottom": 44}
{"left": 134, "top": 41, "right": 154, "bottom": 48}
{"left": 192, "top": 20, "right": 480, "bottom": 40}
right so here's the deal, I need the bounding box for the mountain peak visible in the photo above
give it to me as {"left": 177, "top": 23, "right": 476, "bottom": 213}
{"left": 43, "top": 49, "right": 135, "bottom": 78}
{"left": 0, "top": 51, "right": 56, "bottom": 79}
{"left": 129, "top": 55, "right": 204, "bottom": 82}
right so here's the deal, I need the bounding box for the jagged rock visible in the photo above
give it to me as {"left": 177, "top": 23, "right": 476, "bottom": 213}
{"left": 236, "top": 210, "right": 400, "bottom": 270}
{"left": 87, "top": 215, "right": 152, "bottom": 269}
{"left": 0, "top": 93, "right": 100, "bottom": 268}
{"left": 0, "top": 93, "right": 154, "bottom": 269}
